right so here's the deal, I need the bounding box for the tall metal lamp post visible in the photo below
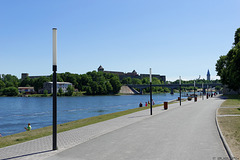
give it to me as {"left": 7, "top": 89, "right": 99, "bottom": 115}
{"left": 207, "top": 84, "right": 209, "bottom": 99}
{"left": 179, "top": 76, "right": 181, "bottom": 106}
{"left": 210, "top": 86, "right": 212, "bottom": 97}
{"left": 150, "top": 68, "right": 152, "bottom": 115}
{"left": 52, "top": 28, "right": 57, "bottom": 150}
{"left": 194, "top": 80, "right": 196, "bottom": 102}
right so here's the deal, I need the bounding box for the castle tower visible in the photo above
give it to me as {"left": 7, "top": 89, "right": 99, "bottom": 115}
{"left": 98, "top": 65, "right": 104, "bottom": 72}
{"left": 207, "top": 70, "right": 210, "bottom": 81}
{"left": 21, "top": 73, "right": 29, "bottom": 80}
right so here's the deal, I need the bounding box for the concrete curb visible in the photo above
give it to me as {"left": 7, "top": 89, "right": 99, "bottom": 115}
{"left": 215, "top": 108, "right": 235, "bottom": 159}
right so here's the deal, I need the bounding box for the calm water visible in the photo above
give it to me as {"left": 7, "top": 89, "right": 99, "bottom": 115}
{"left": 0, "top": 93, "right": 181, "bottom": 136}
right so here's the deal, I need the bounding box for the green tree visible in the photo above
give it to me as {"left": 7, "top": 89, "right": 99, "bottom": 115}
{"left": 49, "top": 74, "right": 64, "bottom": 82}
{"left": 132, "top": 78, "right": 142, "bottom": 85}
{"left": 105, "top": 81, "right": 113, "bottom": 93}
{"left": 98, "top": 82, "right": 107, "bottom": 95}
{"left": 234, "top": 28, "right": 240, "bottom": 45}
{"left": 65, "top": 85, "right": 74, "bottom": 96}
{"left": 0, "top": 80, "right": 6, "bottom": 89}
{"left": 110, "top": 76, "right": 121, "bottom": 94}
{"left": 58, "top": 88, "right": 63, "bottom": 96}
{"left": 216, "top": 27, "right": 240, "bottom": 91}
{"left": 85, "top": 86, "right": 92, "bottom": 95}
{"left": 78, "top": 74, "right": 92, "bottom": 91}
{"left": 2, "top": 74, "right": 19, "bottom": 87}
{"left": 33, "top": 77, "right": 50, "bottom": 92}
{"left": 89, "top": 81, "right": 98, "bottom": 95}
{"left": 152, "top": 77, "right": 162, "bottom": 85}
{"left": 121, "top": 77, "right": 132, "bottom": 84}
{"left": 3, "top": 87, "right": 19, "bottom": 96}
{"left": 81, "top": 71, "right": 121, "bottom": 95}
{"left": 20, "top": 77, "right": 33, "bottom": 87}
{"left": 142, "top": 77, "right": 149, "bottom": 84}
{"left": 43, "top": 90, "right": 48, "bottom": 97}
{"left": 87, "top": 71, "right": 99, "bottom": 81}
{"left": 164, "top": 87, "right": 170, "bottom": 92}
{"left": 5, "top": 81, "right": 14, "bottom": 87}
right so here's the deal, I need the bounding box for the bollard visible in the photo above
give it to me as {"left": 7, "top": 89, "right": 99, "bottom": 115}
{"left": 164, "top": 102, "right": 168, "bottom": 110}
{"left": 194, "top": 96, "right": 197, "bottom": 102}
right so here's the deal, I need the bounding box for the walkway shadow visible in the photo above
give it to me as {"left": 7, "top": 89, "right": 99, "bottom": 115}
{"left": 1, "top": 150, "right": 53, "bottom": 160}
{"left": 218, "top": 95, "right": 228, "bottom": 100}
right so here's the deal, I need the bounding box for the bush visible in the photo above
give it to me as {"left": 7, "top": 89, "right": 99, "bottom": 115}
{"left": 42, "top": 90, "right": 48, "bottom": 97}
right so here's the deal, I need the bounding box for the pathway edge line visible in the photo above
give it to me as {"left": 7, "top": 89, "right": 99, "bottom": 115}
{"left": 215, "top": 107, "right": 235, "bottom": 159}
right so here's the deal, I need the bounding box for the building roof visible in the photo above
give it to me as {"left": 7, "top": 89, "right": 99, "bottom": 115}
{"left": 98, "top": 65, "right": 104, "bottom": 70}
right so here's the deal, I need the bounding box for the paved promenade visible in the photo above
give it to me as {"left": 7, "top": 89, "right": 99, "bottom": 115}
{"left": 0, "top": 96, "right": 228, "bottom": 160}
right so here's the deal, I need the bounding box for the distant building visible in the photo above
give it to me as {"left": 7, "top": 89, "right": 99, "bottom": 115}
{"left": 21, "top": 73, "right": 29, "bottom": 80}
{"left": 21, "top": 73, "right": 50, "bottom": 80}
{"left": 43, "top": 82, "right": 72, "bottom": 94}
{"left": 18, "top": 87, "right": 35, "bottom": 94}
{"left": 207, "top": 70, "right": 210, "bottom": 81}
{"left": 140, "top": 74, "right": 166, "bottom": 82}
{"left": 97, "top": 65, "right": 166, "bottom": 82}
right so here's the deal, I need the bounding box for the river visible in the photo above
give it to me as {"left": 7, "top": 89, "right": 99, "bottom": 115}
{"left": 0, "top": 93, "right": 181, "bottom": 136}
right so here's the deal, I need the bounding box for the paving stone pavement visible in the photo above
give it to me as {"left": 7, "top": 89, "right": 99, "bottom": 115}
{"left": 0, "top": 99, "right": 194, "bottom": 160}
{"left": 45, "top": 95, "right": 228, "bottom": 160}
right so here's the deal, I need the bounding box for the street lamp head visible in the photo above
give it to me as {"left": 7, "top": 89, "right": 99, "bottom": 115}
{"left": 52, "top": 28, "right": 57, "bottom": 66}
{"left": 179, "top": 76, "right": 181, "bottom": 85}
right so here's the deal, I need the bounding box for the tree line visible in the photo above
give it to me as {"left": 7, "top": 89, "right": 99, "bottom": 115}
{"left": 216, "top": 27, "right": 240, "bottom": 92}
{"left": 0, "top": 70, "right": 220, "bottom": 96}
{"left": 0, "top": 71, "right": 122, "bottom": 96}
{"left": 0, "top": 71, "right": 167, "bottom": 96}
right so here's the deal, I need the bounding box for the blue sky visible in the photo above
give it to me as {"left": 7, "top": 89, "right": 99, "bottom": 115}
{"left": 1, "top": 0, "right": 240, "bottom": 81}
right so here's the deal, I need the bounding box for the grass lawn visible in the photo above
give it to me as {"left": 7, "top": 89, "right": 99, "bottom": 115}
{"left": 218, "top": 108, "right": 240, "bottom": 115}
{"left": 0, "top": 101, "right": 178, "bottom": 148}
{"left": 221, "top": 95, "right": 240, "bottom": 107}
{"left": 217, "top": 117, "right": 240, "bottom": 159}
{"left": 217, "top": 95, "right": 240, "bottom": 158}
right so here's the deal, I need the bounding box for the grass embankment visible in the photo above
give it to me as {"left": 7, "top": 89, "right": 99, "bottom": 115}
{"left": 0, "top": 101, "right": 177, "bottom": 148}
{"left": 217, "top": 95, "right": 240, "bottom": 158}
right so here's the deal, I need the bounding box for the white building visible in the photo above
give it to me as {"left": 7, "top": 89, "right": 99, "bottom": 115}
{"left": 43, "top": 82, "right": 72, "bottom": 94}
